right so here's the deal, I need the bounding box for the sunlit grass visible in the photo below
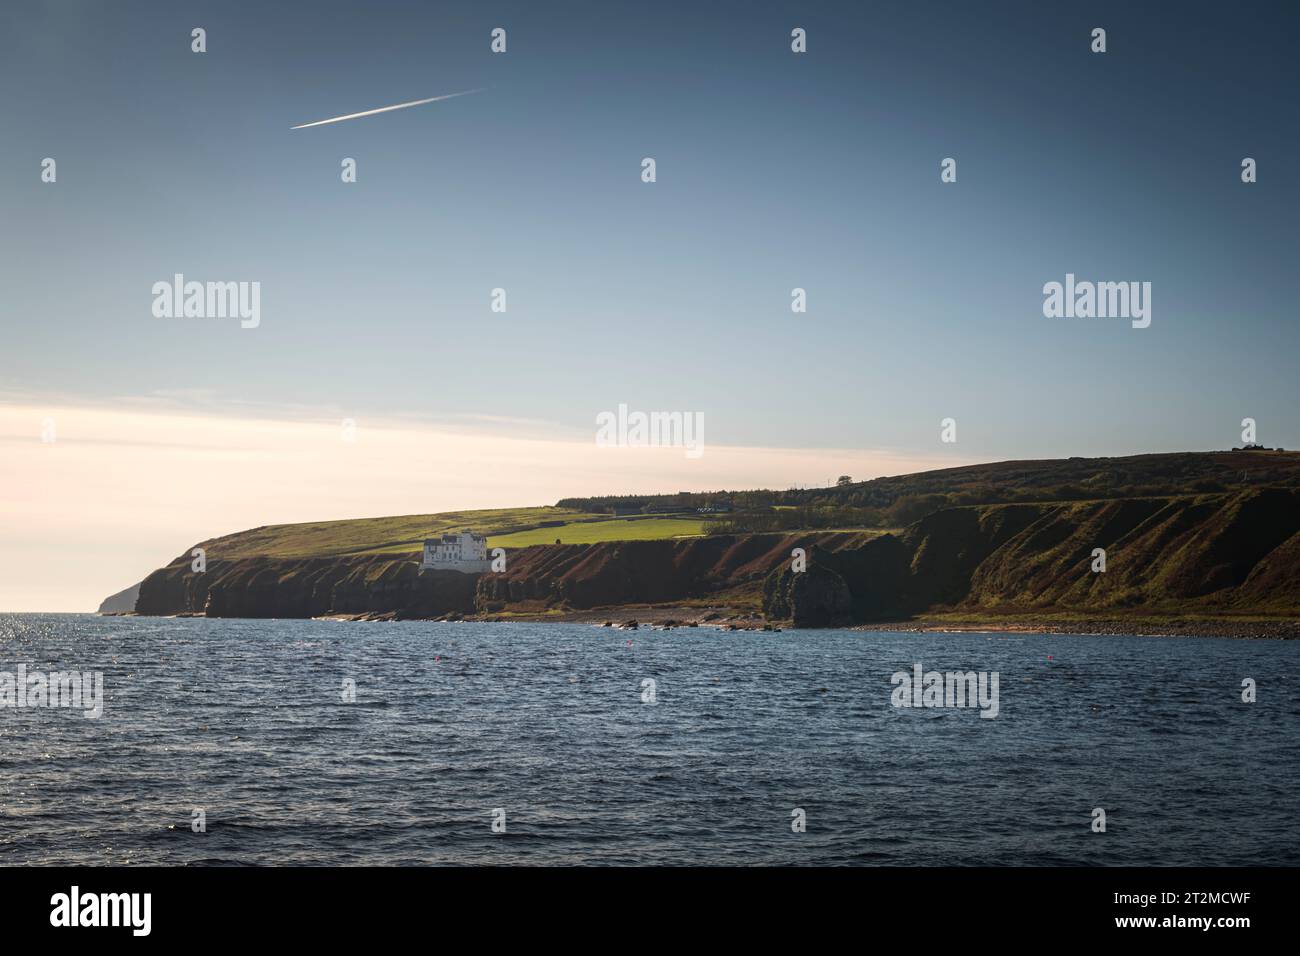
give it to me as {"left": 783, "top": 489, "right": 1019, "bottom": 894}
{"left": 193, "top": 508, "right": 713, "bottom": 560}
{"left": 489, "top": 517, "right": 708, "bottom": 547}
{"left": 198, "top": 507, "right": 602, "bottom": 560}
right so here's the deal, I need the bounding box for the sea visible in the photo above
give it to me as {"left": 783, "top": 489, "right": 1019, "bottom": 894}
{"left": 1, "top": 613, "right": 1296, "bottom": 866}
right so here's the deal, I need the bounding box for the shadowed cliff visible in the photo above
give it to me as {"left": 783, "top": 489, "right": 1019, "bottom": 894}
{"left": 131, "top": 489, "right": 1300, "bottom": 626}
{"left": 136, "top": 556, "right": 479, "bottom": 619}
{"left": 123, "top": 452, "right": 1300, "bottom": 627}
{"left": 761, "top": 489, "right": 1300, "bottom": 625}
{"left": 135, "top": 532, "right": 875, "bottom": 619}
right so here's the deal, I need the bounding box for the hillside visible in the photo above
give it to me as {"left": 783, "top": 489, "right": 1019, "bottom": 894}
{"left": 122, "top": 451, "right": 1300, "bottom": 633}
{"left": 145, "top": 448, "right": 1300, "bottom": 563}
{"left": 175, "top": 506, "right": 706, "bottom": 562}
{"left": 763, "top": 488, "right": 1300, "bottom": 627}
{"left": 561, "top": 449, "right": 1300, "bottom": 523}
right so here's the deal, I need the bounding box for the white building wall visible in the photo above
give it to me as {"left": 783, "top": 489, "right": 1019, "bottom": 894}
{"left": 420, "top": 531, "right": 492, "bottom": 573}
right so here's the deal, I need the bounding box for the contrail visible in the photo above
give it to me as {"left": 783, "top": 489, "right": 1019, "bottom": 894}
{"left": 290, "top": 88, "right": 485, "bottom": 130}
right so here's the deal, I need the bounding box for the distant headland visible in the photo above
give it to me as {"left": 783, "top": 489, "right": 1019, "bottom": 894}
{"left": 103, "top": 450, "right": 1300, "bottom": 638}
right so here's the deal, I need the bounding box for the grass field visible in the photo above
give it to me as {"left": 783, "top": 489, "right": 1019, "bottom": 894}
{"left": 194, "top": 507, "right": 599, "bottom": 560}
{"left": 488, "top": 517, "right": 708, "bottom": 547}
{"left": 192, "top": 508, "right": 711, "bottom": 560}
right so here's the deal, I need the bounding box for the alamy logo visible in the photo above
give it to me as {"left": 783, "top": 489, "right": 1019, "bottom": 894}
{"left": 50, "top": 886, "right": 150, "bottom": 936}
{"left": 890, "top": 663, "right": 999, "bottom": 718}
{"left": 0, "top": 664, "right": 103, "bottom": 718}
{"left": 152, "top": 273, "right": 261, "bottom": 328}
{"left": 1042, "top": 273, "right": 1150, "bottom": 328}
{"left": 596, "top": 403, "right": 704, "bottom": 459}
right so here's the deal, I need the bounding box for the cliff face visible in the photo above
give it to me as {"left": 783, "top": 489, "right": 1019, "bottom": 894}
{"left": 97, "top": 581, "right": 141, "bottom": 614}
{"left": 761, "top": 490, "right": 1300, "bottom": 625}
{"left": 476, "top": 532, "right": 873, "bottom": 609}
{"left": 128, "top": 489, "right": 1300, "bottom": 625}
{"left": 136, "top": 556, "right": 479, "bottom": 619}
{"left": 134, "top": 532, "right": 875, "bottom": 619}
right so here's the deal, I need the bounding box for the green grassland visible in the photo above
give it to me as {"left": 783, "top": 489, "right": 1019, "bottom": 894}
{"left": 191, "top": 508, "right": 710, "bottom": 561}
{"left": 488, "top": 517, "right": 708, "bottom": 547}
{"left": 193, "top": 507, "right": 592, "bottom": 560}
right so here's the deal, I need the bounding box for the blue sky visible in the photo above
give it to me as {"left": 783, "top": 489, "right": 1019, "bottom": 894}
{"left": 3, "top": 0, "right": 1298, "bottom": 459}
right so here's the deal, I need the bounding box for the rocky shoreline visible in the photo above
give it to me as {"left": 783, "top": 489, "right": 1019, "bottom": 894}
{"left": 108, "top": 605, "right": 1293, "bottom": 639}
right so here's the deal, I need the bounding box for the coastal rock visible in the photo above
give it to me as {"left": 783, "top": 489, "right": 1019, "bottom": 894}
{"left": 128, "top": 488, "right": 1300, "bottom": 630}
{"left": 760, "top": 488, "right": 1300, "bottom": 626}
{"left": 136, "top": 556, "right": 478, "bottom": 619}
{"left": 762, "top": 561, "right": 852, "bottom": 627}
{"left": 97, "top": 581, "right": 141, "bottom": 614}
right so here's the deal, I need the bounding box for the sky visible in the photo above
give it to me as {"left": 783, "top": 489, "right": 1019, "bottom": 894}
{"left": 2, "top": 1, "right": 1297, "bottom": 610}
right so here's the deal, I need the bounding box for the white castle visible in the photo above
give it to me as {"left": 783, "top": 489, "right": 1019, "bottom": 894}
{"left": 420, "top": 530, "right": 491, "bottom": 573}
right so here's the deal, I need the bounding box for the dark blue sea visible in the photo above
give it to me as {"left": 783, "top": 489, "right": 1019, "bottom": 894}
{"left": 1, "top": 613, "right": 1296, "bottom": 866}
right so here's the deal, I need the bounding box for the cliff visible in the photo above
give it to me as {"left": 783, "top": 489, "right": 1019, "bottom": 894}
{"left": 761, "top": 489, "right": 1300, "bottom": 626}
{"left": 131, "top": 490, "right": 1300, "bottom": 626}
{"left": 118, "top": 452, "right": 1300, "bottom": 629}
{"left": 135, "top": 555, "right": 480, "bottom": 619}
{"left": 97, "top": 581, "right": 141, "bottom": 614}
{"left": 134, "top": 532, "right": 874, "bottom": 619}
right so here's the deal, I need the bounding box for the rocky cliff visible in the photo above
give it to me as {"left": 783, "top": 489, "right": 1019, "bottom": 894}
{"left": 125, "top": 489, "right": 1300, "bottom": 627}
{"left": 134, "top": 532, "right": 874, "bottom": 619}
{"left": 475, "top": 532, "right": 873, "bottom": 609}
{"left": 761, "top": 489, "right": 1300, "bottom": 625}
{"left": 97, "top": 581, "right": 141, "bottom": 614}
{"left": 131, "top": 530, "right": 883, "bottom": 621}
{"left": 136, "top": 555, "right": 479, "bottom": 619}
